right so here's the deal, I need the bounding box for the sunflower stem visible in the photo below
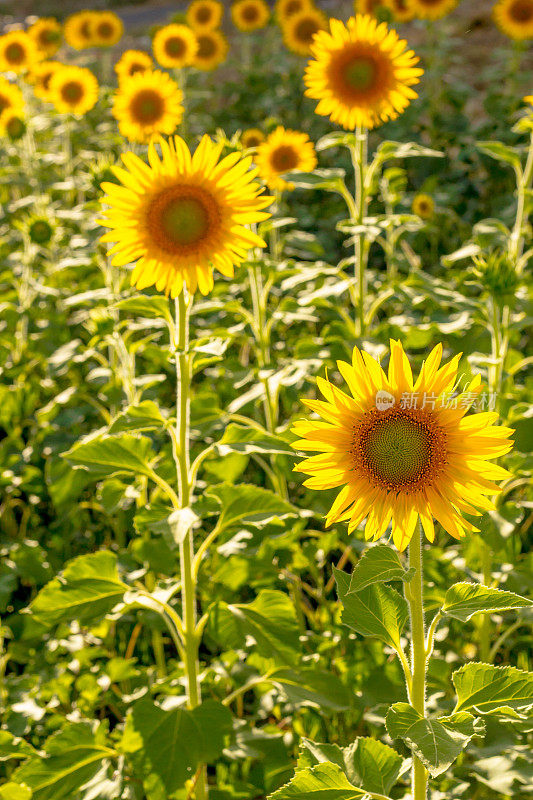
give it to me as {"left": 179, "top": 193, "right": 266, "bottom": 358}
{"left": 352, "top": 126, "right": 368, "bottom": 337}
{"left": 174, "top": 290, "right": 208, "bottom": 800}
{"left": 408, "top": 524, "right": 428, "bottom": 800}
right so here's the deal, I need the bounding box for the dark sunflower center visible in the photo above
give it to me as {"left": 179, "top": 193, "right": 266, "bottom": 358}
{"left": 42, "top": 70, "right": 54, "bottom": 89}
{"left": 6, "top": 116, "right": 25, "bottom": 139}
{"left": 418, "top": 0, "right": 445, "bottom": 5}
{"left": 5, "top": 43, "right": 25, "bottom": 64}
{"left": 129, "top": 62, "right": 146, "bottom": 75}
{"left": 197, "top": 35, "right": 216, "bottom": 58}
{"left": 196, "top": 7, "right": 212, "bottom": 23}
{"left": 271, "top": 145, "right": 298, "bottom": 172}
{"left": 147, "top": 186, "right": 220, "bottom": 253}
{"left": 98, "top": 22, "right": 114, "bottom": 39}
{"left": 161, "top": 197, "right": 209, "bottom": 245}
{"left": 61, "top": 81, "right": 84, "bottom": 103}
{"left": 80, "top": 22, "right": 91, "bottom": 39}
{"left": 286, "top": 0, "right": 304, "bottom": 14}
{"left": 0, "top": 95, "right": 8, "bottom": 112}
{"left": 344, "top": 57, "right": 378, "bottom": 92}
{"left": 131, "top": 89, "right": 165, "bottom": 123}
{"left": 245, "top": 134, "right": 261, "bottom": 147}
{"left": 510, "top": 0, "right": 533, "bottom": 21}
{"left": 295, "top": 18, "right": 321, "bottom": 45}
{"left": 165, "top": 36, "right": 186, "bottom": 57}
{"left": 242, "top": 5, "right": 260, "bottom": 22}
{"left": 30, "top": 220, "right": 52, "bottom": 243}
{"left": 39, "top": 28, "right": 59, "bottom": 45}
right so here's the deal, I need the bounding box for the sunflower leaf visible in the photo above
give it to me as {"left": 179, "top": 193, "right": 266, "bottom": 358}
{"left": 63, "top": 432, "right": 157, "bottom": 480}
{"left": 268, "top": 762, "right": 371, "bottom": 800}
{"left": 452, "top": 663, "right": 533, "bottom": 718}
{"left": 348, "top": 545, "right": 414, "bottom": 593}
{"left": 441, "top": 582, "right": 532, "bottom": 622}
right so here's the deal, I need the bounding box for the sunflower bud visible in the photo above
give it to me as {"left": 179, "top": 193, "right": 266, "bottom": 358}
{"left": 472, "top": 250, "right": 520, "bottom": 306}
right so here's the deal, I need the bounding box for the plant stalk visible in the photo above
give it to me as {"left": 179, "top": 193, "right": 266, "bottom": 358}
{"left": 408, "top": 525, "right": 428, "bottom": 800}
{"left": 352, "top": 126, "right": 368, "bottom": 336}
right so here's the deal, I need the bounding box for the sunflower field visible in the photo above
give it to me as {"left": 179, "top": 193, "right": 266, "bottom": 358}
{"left": 0, "top": 0, "right": 532, "bottom": 799}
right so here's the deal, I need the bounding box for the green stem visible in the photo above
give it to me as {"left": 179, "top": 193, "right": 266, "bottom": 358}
{"left": 408, "top": 525, "right": 428, "bottom": 800}
{"left": 511, "top": 130, "right": 533, "bottom": 264}
{"left": 352, "top": 127, "right": 368, "bottom": 336}
{"left": 174, "top": 291, "right": 208, "bottom": 800}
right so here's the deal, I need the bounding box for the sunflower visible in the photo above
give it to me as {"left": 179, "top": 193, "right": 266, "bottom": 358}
{"left": 0, "top": 109, "right": 26, "bottom": 140}
{"left": 256, "top": 126, "right": 317, "bottom": 190}
{"left": 411, "top": 0, "right": 459, "bottom": 20}
{"left": 115, "top": 50, "right": 153, "bottom": 83}
{"left": 49, "top": 65, "right": 99, "bottom": 115}
{"left": 412, "top": 193, "right": 434, "bottom": 219}
{"left": 241, "top": 127, "right": 265, "bottom": 149}
{"left": 524, "top": 94, "right": 533, "bottom": 106}
{"left": 192, "top": 29, "right": 229, "bottom": 70}
{"left": 99, "top": 135, "right": 273, "bottom": 296}
{"left": 0, "top": 31, "right": 38, "bottom": 74}
{"left": 153, "top": 24, "right": 198, "bottom": 69}
{"left": 31, "top": 60, "right": 64, "bottom": 102}
{"left": 91, "top": 11, "right": 124, "bottom": 47}
{"left": 304, "top": 14, "right": 423, "bottom": 130}
{"left": 386, "top": 0, "right": 416, "bottom": 22}
{"left": 231, "top": 0, "right": 271, "bottom": 32}
{"left": 186, "top": 0, "right": 224, "bottom": 31}
{"left": 493, "top": 0, "right": 533, "bottom": 40}
{"left": 282, "top": 7, "right": 329, "bottom": 56}
{"left": 276, "top": 0, "right": 315, "bottom": 23}
{"left": 64, "top": 11, "right": 98, "bottom": 50}
{"left": 28, "top": 17, "right": 62, "bottom": 57}
{"left": 112, "top": 70, "right": 184, "bottom": 143}
{"left": 292, "top": 341, "right": 514, "bottom": 551}
{"left": 0, "top": 76, "right": 24, "bottom": 118}
{"left": 28, "top": 216, "right": 54, "bottom": 245}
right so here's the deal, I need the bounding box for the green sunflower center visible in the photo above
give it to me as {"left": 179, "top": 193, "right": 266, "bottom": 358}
{"left": 29, "top": 219, "right": 53, "bottom": 243}
{"left": 131, "top": 89, "right": 164, "bottom": 123}
{"left": 364, "top": 417, "right": 430, "bottom": 485}
{"left": 160, "top": 197, "right": 210, "bottom": 246}
{"left": 5, "top": 43, "right": 25, "bottom": 64}
{"left": 271, "top": 144, "right": 298, "bottom": 172}
{"left": 147, "top": 185, "right": 221, "bottom": 254}
{"left": 510, "top": 0, "right": 533, "bottom": 21}
{"left": 61, "top": 81, "right": 84, "bottom": 103}
{"left": 39, "top": 28, "right": 60, "bottom": 45}
{"left": 165, "top": 36, "right": 186, "bottom": 57}
{"left": 6, "top": 115, "right": 25, "bottom": 139}
{"left": 344, "top": 57, "right": 378, "bottom": 92}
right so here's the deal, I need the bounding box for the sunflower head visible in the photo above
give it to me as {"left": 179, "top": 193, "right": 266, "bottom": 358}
{"left": 241, "top": 127, "right": 265, "bottom": 149}
{"left": 276, "top": 0, "right": 314, "bottom": 23}
{"left": 49, "top": 65, "right": 99, "bottom": 115}
{"left": 0, "top": 76, "right": 25, "bottom": 117}
{"left": 0, "top": 31, "right": 38, "bottom": 74}
{"left": 256, "top": 126, "right": 317, "bottom": 190}
{"left": 282, "top": 7, "right": 329, "bottom": 56}
{"left": 354, "top": 0, "right": 388, "bottom": 15}
{"left": 31, "top": 60, "right": 63, "bottom": 102}
{"left": 231, "top": 0, "right": 271, "bottom": 32}
{"left": 112, "top": 69, "right": 184, "bottom": 143}
{"left": 493, "top": 0, "right": 533, "bottom": 40}
{"left": 412, "top": 193, "right": 434, "bottom": 219}
{"left": 472, "top": 250, "right": 521, "bottom": 306}
{"left": 153, "top": 23, "right": 198, "bottom": 68}
{"left": 99, "top": 135, "right": 273, "bottom": 297}
{"left": 186, "top": 0, "right": 224, "bottom": 30}
{"left": 92, "top": 11, "right": 124, "bottom": 47}
{"left": 28, "top": 17, "right": 63, "bottom": 57}
{"left": 1, "top": 109, "right": 26, "bottom": 141}
{"left": 411, "top": 0, "right": 459, "bottom": 20}
{"left": 28, "top": 216, "right": 54, "bottom": 245}
{"left": 293, "top": 340, "right": 513, "bottom": 551}
{"left": 192, "top": 29, "right": 229, "bottom": 70}
{"left": 386, "top": 0, "right": 416, "bottom": 22}
{"left": 64, "top": 11, "right": 98, "bottom": 50}
{"left": 115, "top": 50, "right": 153, "bottom": 84}
{"left": 304, "top": 14, "right": 423, "bottom": 130}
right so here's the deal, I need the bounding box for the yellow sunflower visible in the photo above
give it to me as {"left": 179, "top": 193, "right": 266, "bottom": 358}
{"left": 99, "top": 134, "right": 273, "bottom": 296}
{"left": 293, "top": 341, "right": 514, "bottom": 552}
{"left": 304, "top": 14, "right": 423, "bottom": 130}
{"left": 241, "top": 127, "right": 265, "bottom": 149}
{"left": 493, "top": 0, "right": 533, "bottom": 40}
{"left": 31, "top": 60, "right": 64, "bottom": 102}
{"left": 256, "top": 126, "right": 317, "bottom": 190}
{"left": 412, "top": 193, "right": 434, "bottom": 218}
{"left": 49, "top": 65, "right": 99, "bottom": 115}
{"left": 282, "top": 7, "right": 329, "bottom": 56}
{"left": 115, "top": 50, "right": 153, "bottom": 83}
{"left": 231, "top": 0, "right": 271, "bottom": 32}
{"left": 0, "top": 31, "right": 38, "bottom": 74}
{"left": 112, "top": 69, "right": 184, "bottom": 144}
{"left": 276, "top": 0, "right": 315, "bottom": 23}
{"left": 0, "top": 76, "right": 24, "bottom": 117}
{"left": 411, "top": 0, "right": 459, "bottom": 20}
{"left": 192, "top": 29, "right": 229, "bottom": 70}
{"left": 524, "top": 94, "right": 533, "bottom": 105}
{"left": 28, "top": 17, "right": 62, "bottom": 57}
{"left": 186, "top": 0, "right": 224, "bottom": 31}
{"left": 0, "top": 108, "right": 26, "bottom": 140}
{"left": 64, "top": 11, "right": 98, "bottom": 50}
{"left": 386, "top": 0, "right": 417, "bottom": 22}
{"left": 91, "top": 11, "right": 124, "bottom": 48}
{"left": 153, "top": 24, "right": 198, "bottom": 69}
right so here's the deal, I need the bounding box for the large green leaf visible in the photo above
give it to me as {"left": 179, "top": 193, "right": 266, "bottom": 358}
{"left": 115, "top": 294, "right": 173, "bottom": 324}
{"left": 0, "top": 732, "right": 38, "bottom": 761}
{"left": 29, "top": 551, "right": 127, "bottom": 628}
{"left": 121, "top": 695, "right": 232, "bottom": 798}
{"left": 215, "top": 423, "right": 294, "bottom": 457}
{"left": 108, "top": 401, "right": 168, "bottom": 434}
{"left": 441, "top": 582, "right": 532, "bottom": 622}
{"left": 12, "top": 723, "right": 115, "bottom": 800}
{"left": 64, "top": 433, "right": 156, "bottom": 479}
{"left": 348, "top": 546, "right": 414, "bottom": 593}
{"left": 268, "top": 762, "right": 368, "bottom": 800}
{"left": 453, "top": 663, "right": 533, "bottom": 718}
{"left": 208, "top": 589, "right": 300, "bottom": 666}
{"left": 271, "top": 668, "right": 350, "bottom": 711}
{"left": 386, "top": 703, "right": 484, "bottom": 777}
{"left": 206, "top": 484, "right": 297, "bottom": 531}
{"left": 335, "top": 568, "right": 408, "bottom": 650}
{"left": 299, "top": 737, "right": 405, "bottom": 796}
